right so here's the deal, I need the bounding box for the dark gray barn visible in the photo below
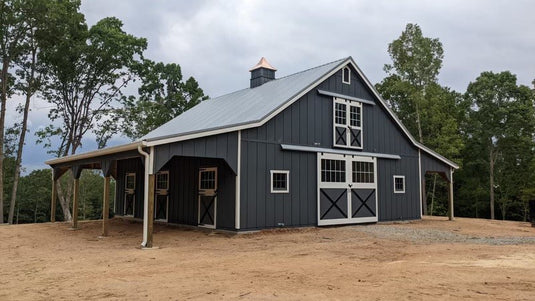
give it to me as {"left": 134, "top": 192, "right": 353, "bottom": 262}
{"left": 46, "top": 57, "right": 458, "bottom": 247}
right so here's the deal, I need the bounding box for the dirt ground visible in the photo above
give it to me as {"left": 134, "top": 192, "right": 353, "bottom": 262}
{"left": 1, "top": 217, "right": 534, "bottom": 300}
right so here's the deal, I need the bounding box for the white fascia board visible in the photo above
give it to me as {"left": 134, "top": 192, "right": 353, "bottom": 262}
{"left": 145, "top": 58, "right": 351, "bottom": 147}
{"left": 145, "top": 56, "right": 458, "bottom": 170}
{"left": 45, "top": 141, "right": 143, "bottom": 166}
{"left": 414, "top": 142, "right": 460, "bottom": 169}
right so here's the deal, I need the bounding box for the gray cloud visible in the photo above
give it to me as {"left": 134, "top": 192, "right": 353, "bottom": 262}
{"left": 17, "top": 0, "right": 535, "bottom": 171}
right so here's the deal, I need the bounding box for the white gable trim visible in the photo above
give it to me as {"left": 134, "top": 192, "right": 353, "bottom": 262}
{"left": 344, "top": 57, "right": 459, "bottom": 169}
{"left": 144, "top": 57, "right": 458, "bottom": 169}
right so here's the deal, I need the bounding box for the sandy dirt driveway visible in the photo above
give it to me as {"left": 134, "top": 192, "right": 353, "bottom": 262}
{"left": 1, "top": 216, "right": 534, "bottom": 300}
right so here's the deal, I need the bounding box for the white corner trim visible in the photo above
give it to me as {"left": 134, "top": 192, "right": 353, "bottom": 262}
{"left": 418, "top": 149, "right": 422, "bottom": 218}
{"left": 270, "top": 170, "right": 290, "bottom": 193}
{"left": 235, "top": 130, "right": 241, "bottom": 229}
{"left": 393, "top": 175, "right": 406, "bottom": 194}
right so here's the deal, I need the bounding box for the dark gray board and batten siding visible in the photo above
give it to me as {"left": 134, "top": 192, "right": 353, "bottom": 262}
{"left": 115, "top": 133, "right": 237, "bottom": 230}
{"left": 239, "top": 64, "right": 422, "bottom": 230}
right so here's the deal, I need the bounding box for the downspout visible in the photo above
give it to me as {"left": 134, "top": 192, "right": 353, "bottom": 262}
{"left": 137, "top": 143, "right": 150, "bottom": 247}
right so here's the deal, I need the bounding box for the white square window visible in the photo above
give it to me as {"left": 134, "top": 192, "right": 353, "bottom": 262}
{"left": 270, "top": 170, "right": 289, "bottom": 193}
{"left": 393, "top": 175, "right": 405, "bottom": 193}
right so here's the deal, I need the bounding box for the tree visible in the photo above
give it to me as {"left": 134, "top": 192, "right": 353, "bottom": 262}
{"left": 377, "top": 23, "right": 444, "bottom": 143}
{"left": 0, "top": 0, "right": 31, "bottom": 223}
{"left": 109, "top": 60, "right": 207, "bottom": 141}
{"left": 6, "top": 0, "right": 53, "bottom": 224}
{"left": 464, "top": 71, "right": 535, "bottom": 219}
{"left": 36, "top": 13, "right": 147, "bottom": 221}
{"left": 376, "top": 23, "right": 464, "bottom": 215}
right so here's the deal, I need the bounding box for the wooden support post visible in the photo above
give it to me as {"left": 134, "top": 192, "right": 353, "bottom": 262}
{"left": 146, "top": 174, "right": 155, "bottom": 248}
{"left": 448, "top": 169, "right": 454, "bottom": 221}
{"left": 72, "top": 178, "right": 80, "bottom": 229}
{"left": 102, "top": 176, "right": 110, "bottom": 236}
{"left": 51, "top": 176, "right": 57, "bottom": 223}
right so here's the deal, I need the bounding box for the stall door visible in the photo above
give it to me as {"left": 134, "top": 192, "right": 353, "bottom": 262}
{"left": 198, "top": 167, "right": 217, "bottom": 228}
{"left": 317, "top": 153, "right": 377, "bottom": 226}
{"left": 124, "top": 173, "right": 136, "bottom": 216}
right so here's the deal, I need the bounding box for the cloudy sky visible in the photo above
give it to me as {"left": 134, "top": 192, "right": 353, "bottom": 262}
{"left": 13, "top": 0, "right": 535, "bottom": 172}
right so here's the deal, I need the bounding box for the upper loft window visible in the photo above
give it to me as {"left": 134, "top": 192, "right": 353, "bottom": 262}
{"left": 333, "top": 98, "right": 362, "bottom": 149}
{"left": 342, "top": 66, "right": 351, "bottom": 84}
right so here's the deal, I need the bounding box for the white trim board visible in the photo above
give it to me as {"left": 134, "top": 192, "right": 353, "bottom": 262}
{"left": 47, "top": 57, "right": 458, "bottom": 170}
{"left": 281, "top": 144, "right": 401, "bottom": 160}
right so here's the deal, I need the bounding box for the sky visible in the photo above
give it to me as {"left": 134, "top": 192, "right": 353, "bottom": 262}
{"left": 10, "top": 0, "right": 535, "bottom": 172}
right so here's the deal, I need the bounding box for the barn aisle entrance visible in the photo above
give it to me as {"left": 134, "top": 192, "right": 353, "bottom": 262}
{"left": 198, "top": 167, "right": 218, "bottom": 228}
{"left": 317, "top": 153, "right": 378, "bottom": 226}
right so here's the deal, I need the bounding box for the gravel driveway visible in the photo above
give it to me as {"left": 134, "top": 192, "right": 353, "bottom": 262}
{"left": 352, "top": 224, "right": 535, "bottom": 245}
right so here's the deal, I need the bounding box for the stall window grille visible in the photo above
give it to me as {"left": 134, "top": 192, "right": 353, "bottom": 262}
{"left": 321, "top": 159, "right": 346, "bottom": 182}
{"left": 394, "top": 176, "right": 405, "bottom": 193}
{"left": 200, "top": 170, "right": 216, "bottom": 190}
{"left": 156, "top": 172, "right": 169, "bottom": 190}
{"left": 125, "top": 174, "right": 135, "bottom": 190}
{"left": 350, "top": 106, "right": 361, "bottom": 127}
{"left": 335, "top": 102, "right": 346, "bottom": 125}
{"left": 352, "top": 161, "right": 374, "bottom": 183}
{"left": 270, "top": 170, "right": 289, "bottom": 193}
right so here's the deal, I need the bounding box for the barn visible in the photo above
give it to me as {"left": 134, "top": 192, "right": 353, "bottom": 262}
{"left": 45, "top": 56, "right": 459, "bottom": 247}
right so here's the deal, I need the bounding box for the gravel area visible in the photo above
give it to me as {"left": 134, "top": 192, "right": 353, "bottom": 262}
{"left": 353, "top": 224, "right": 535, "bottom": 245}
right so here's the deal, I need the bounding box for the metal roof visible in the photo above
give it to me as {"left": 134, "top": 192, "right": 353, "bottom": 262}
{"left": 43, "top": 56, "right": 459, "bottom": 170}
{"left": 142, "top": 58, "right": 347, "bottom": 141}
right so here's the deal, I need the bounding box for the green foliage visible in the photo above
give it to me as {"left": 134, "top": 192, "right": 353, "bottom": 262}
{"left": 383, "top": 23, "right": 444, "bottom": 88}
{"left": 456, "top": 71, "right": 535, "bottom": 220}
{"left": 36, "top": 11, "right": 147, "bottom": 156}
{"left": 109, "top": 59, "right": 207, "bottom": 140}
{"left": 376, "top": 23, "right": 464, "bottom": 161}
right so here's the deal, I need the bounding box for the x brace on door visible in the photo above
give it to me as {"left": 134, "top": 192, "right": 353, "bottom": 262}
{"left": 200, "top": 195, "right": 216, "bottom": 224}
{"left": 320, "top": 189, "right": 347, "bottom": 219}
{"left": 352, "top": 189, "right": 375, "bottom": 217}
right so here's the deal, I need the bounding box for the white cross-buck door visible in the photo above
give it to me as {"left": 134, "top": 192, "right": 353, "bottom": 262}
{"left": 317, "top": 153, "right": 378, "bottom": 226}
{"left": 198, "top": 167, "right": 217, "bottom": 228}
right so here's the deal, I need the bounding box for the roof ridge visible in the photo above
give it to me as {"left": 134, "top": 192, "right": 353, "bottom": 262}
{"left": 274, "top": 57, "right": 348, "bottom": 81}
{"left": 207, "top": 57, "right": 349, "bottom": 102}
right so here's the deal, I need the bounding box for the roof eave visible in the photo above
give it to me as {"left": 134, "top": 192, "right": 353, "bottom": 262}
{"left": 45, "top": 141, "right": 143, "bottom": 166}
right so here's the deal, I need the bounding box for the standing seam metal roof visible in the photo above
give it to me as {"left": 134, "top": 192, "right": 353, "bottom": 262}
{"left": 142, "top": 58, "right": 347, "bottom": 141}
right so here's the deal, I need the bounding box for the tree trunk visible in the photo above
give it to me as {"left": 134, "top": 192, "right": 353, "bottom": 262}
{"left": 489, "top": 149, "right": 495, "bottom": 219}
{"left": 0, "top": 60, "right": 9, "bottom": 223}
{"left": 8, "top": 48, "right": 35, "bottom": 224}
{"left": 415, "top": 104, "right": 423, "bottom": 144}
{"left": 56, "top": 177, "right": 73, "bottom": 221}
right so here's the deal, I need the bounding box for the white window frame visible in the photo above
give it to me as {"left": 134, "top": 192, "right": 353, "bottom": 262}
{"left": 393, "top": 175, "right": 406, "bottom": 194}
{"left": 342, "top": 66, "right": 351, "bottom": 84}
{"left": 155, "top": 171, "right": 169, "bottom": 222}
{"left": 156, "top": 171, "right": 169, "bottom": 192}
{"left": 333, "top": 97, "right": 363, "bottom": 150}
{"left": 125, "top": 173, "right": 136, "bottom": 191}
{"left": 270, "top": 170, "right": 290, "bottom": 193}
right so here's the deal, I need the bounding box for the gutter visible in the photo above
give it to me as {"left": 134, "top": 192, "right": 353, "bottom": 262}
{"left": 137, "top": 143, "right": 151, "bottom": 248}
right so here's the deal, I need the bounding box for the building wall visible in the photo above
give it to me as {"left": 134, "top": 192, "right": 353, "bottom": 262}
{"left": 115, "top": 157, "right": 145, "bottom": 219}
{"left": 163, "top": 157, "right": 236, "bottom": 230}
{"left": 115, "top": 156, "right": 236, "bottom": 230}
{"left": 240, "top": 64, "right": 421, "bottom": 229}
